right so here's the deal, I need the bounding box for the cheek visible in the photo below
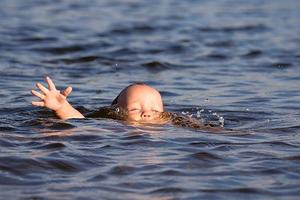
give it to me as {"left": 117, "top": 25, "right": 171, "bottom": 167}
{"left": 127, "top": 112, "right": 140, "bottom": 121}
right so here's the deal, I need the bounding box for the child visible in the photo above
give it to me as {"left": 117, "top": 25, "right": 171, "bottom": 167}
{"left": 31, "top": 77, "right": 221, "bottom": 129}
{"left": 31, "top": 77, "right": 167, "bottom": 123}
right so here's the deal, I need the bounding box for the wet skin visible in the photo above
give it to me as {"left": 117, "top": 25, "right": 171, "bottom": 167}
{"left": 32, "top": 77, "right": 166, "bottom": 123}
{"left": 115, "top": 84, "right": 165, "bottom": 123}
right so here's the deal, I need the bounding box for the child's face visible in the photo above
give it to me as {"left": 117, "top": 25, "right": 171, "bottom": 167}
{"left": 116, "top": 84, "right": 164, "bottom": 123}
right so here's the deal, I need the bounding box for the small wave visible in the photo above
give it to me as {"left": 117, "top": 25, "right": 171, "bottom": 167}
{"left": 0, "top": 174, "right": 44, "bottom": 186}
{"left": 190, "top": 152, "right": 221, "bottom": 161}
{"left": 22, "top": 119, "right": 76, "bottom": 130}
{"left": 241, "top": 50, "right": 263, "bottom": 58}
{"left": 109, "top": 47, "right": 138, "bottom": 56}
{"left": 109, "top": 165, "right": 136, "bottom": 175}
{"left": 199, "top": 24, "right": 268, "bottom": 33}
{"left": 67, "top": 134, "right": 104, "bottom": 142}
{"left": 205, "top": 40, "right": 234, "bottom": 47}
{"left": 203, "top": 53, "right": 229, "bottom": 61}
{"left": 142, "top": 61, "right": 171, "bottom": 71}
{"left": 108, "top": 24, "right": 156, "bottom": 35}
{"left": 44, "top": 158, "right": 81, "bottom": 172}
{"left": 150, "top": 187, "right": 186, "bottom": 194}
{"left": 199, "top": 187, "right": 270, "bottom": 194}
{"left": 43, "top": 55, "right": 129, "bottom": 68}
{"left": 56, "top": 56, "right": 99, "bottom": 64}
{"left": 87, "top": 174, "right": 107, "bottom": 182}
{"left": 0, "top": 156, "right": 48, "bottom": 175}
{"left": 160, "top": 91, "right": 179, "bottom": 97}
{"left": 270, "top": 62, "right": 293, "bottom": 68}
{"left": 158, "top": 169, "right": 186, "bottom": 176}
{"left": 0, "top": 125, "right": 16, "bottom": 131}
{"left": 15, "top": 36, "right": 57, "bottom": 43}
{"left": 33, "top": 142, "right": 66, "bottom": 150}
{"left": 35, "top": 45, "right": 84, "bottom": 54}
{"left": 283, "top": 155, "right": 300, "bottom": 160}
{"left": 0, "top": 138, "right": 17, "bottom": 147}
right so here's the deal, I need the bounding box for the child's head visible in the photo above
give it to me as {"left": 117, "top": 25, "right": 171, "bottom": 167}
{"left": 112, "top": 83, "right": 164, "bottom": 123}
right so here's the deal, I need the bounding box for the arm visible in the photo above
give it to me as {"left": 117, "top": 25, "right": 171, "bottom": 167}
{"left": 31, "top": 76, "right": 84, "bottom": 120}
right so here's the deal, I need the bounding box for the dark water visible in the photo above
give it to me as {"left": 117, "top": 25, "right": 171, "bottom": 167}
{"left": 1, "top": 0, "right": 300, "bottom": 199}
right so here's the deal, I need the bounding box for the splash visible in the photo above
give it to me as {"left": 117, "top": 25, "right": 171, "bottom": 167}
{"left": 181, "top": 107, "right": 225, "bottom": 127}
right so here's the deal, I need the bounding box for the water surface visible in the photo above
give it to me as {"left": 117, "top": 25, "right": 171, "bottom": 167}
{"left": 0, "top": 0, "right": 300, "bottom": 199}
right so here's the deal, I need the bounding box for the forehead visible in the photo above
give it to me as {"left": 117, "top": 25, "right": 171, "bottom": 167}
{"left": 118, "top": 84, "right": 162, "bottom": 102}
{"left": 115, "top": 84, "right": 164, "bottom": 110}
{"left": 125, "top": 85, "right": 160, "bottom": 98}
{"left": 127, "top": 84, "right": 156, "bottom": 93}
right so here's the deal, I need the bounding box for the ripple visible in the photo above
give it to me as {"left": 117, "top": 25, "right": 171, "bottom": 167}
{"left": 282, "top": 155, "right": 300, "bottom": 161}
{"left": 118, "top": 138, "right": 158, "bottom": 147}
{"left": 37, "top": 45, "right": 83, "bottom": 54}
{"left": 56, "top": 56, "right": 99, "bottom": 64}
{"left": 160, "top": 91, "right": 179, "bottom": 97}
{"left": 42, "top": 54, "right": 125, "bottom": 66}
{"left": 109, "top": 24, "right": 156, "bottom": 35}
{"left": 150, "top": 187, "right": 186, "bottom": 194}
{"left": 0, "top": 0, "right": 299, "bottom": 199}
{"left": 142, "top": 61, "right": 171, "bottom": 71}
{"left": 44, "top": 158, "right": 81, "bottom": 172}
{"left": 190, "top": 152, "right": 221, "bottom": 161}
{"left": 0, "top": 156, "right": 47, "bottom": 175}
{"left": 87, "top": 174, "right": 107, "bottom": 182}
{"left": 109, "top": 47, "right": 138, "bottom": 56}
{"left": 158, "top": 169, "right": 186, "bottom": 176}
{"left": 0, "top": 125, "right": 16, "bottom": 131}
{"left": 199, "top": 24, "right": 268, "bottom": 33}
{"left": 109, "top": 165, "right": 136, "bottom": 176}
{"left": 0, "top": 138, "right": 17, "bottom": 147}
{"left": 204, "top": 53, "right": 229, "bottom": 60}
{"left": 205, "top": 40, "right": 234, "bottom": 47}
{"left": 270, "top": 62, "right": 293, "bottom": 68}
{"left": 15, "top": 36, "right": 57, "bottom": 43}
{"left": 241, "top": 50, "right": 263, "bottom": 58}
{"left": 21, "top": 119, "right": 76, "bottom": 130}
{"left": 0, "top": 174, "right": 44, "bottom": 186}
{"left": 67, "top": 134, "right": 104, "bottom": 142}
{"left": 199, "top": 187, "right": 269, "bottom": 194}
{"left": 33, "top": 142, "right": 66, "bottom": 150}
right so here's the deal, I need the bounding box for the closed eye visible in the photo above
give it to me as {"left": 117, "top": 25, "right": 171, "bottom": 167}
{"left": 129, "top": 108, "right": 141, "bottom": 112}
{"left": 152, "top": 109, "right": 161, "bottom": 113}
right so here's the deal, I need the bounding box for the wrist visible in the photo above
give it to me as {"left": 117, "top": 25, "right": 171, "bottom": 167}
{"left": 53, "top": 100, "right": 84, "bottom": 120}
{"left": 54, "top": 100, "right": 71, "bottom": 115}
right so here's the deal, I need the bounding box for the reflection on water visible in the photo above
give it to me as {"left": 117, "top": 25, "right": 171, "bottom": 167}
{"left": 0, "top": 0, "right": 300, "bottom": 199}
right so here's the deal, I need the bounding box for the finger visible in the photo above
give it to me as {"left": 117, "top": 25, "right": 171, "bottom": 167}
{"left": 46, "top": 76, "right": 56, "bottom": 91}
{"left": 62, "top": 86, "right": 72, "bottom": 97}
{"left": 32, "top": 101, "right": 45, "bottom": 107}
{"left": 36, "top": 83, "right": 49, "bottom": 94}
{"left": 31, "top": 90, "right": 45, "bottom": 100}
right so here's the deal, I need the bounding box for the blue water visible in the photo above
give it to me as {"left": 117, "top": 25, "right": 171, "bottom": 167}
{"left": 0, "top": 0, "right": 300, "bottom": 199}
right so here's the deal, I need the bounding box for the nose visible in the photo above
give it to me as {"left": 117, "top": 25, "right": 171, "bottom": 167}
{"left": 141, "top": 111, "right": 153, "bottom": 120}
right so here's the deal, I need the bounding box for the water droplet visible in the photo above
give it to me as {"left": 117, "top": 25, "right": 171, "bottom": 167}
{"left": 219, "top": 116, "right": 224, "bottom": 127}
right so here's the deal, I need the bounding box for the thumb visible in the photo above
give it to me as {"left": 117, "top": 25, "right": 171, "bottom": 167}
{"left": 62, "top": 86, "right": 72, "bottom": 97}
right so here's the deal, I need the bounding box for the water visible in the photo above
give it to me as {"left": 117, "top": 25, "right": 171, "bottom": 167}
{"left": 0, "top": 0, "right": 300, "bottom": 199}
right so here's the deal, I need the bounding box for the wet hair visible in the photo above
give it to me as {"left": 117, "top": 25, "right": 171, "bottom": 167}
{"left": 111, "top": 82, "right": 146, "bottom": 105}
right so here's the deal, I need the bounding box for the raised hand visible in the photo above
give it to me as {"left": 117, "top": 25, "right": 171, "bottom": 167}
{"left": 32, "top": 77, "right": 72, "bottom": 111}
{"left": 31, "top": 77, "right": 84, "bottom": 119}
